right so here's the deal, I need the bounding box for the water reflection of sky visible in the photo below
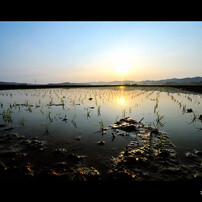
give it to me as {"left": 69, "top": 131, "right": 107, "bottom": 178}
{"left": 0, "top": 87, "right": 202, "bottom": 163}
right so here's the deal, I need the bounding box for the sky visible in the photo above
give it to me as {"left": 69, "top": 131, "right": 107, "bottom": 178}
{"left": 0, "top": 21, "right": 202, "bottom": 84}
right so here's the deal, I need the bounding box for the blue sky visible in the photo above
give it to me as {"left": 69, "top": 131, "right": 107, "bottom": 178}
{"left": 0, "top": 21, "right": 202, "bottom": 83}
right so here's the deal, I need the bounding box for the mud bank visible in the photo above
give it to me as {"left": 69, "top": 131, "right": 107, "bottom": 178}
{"left": 108, "top": 117, "right": 202, "bottom": 181}
{"left": 0, "top": 132, "right": 101, "bottom": 181}
{"left": 0, "top": 117, "right": 202, "bottom": 181}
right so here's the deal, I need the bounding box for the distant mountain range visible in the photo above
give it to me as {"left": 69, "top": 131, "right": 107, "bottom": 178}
{"left": 1, "top": 76, "right": 202, "bottom": 86}
{"left": 48, "top": 76, "right": 202, "bottom": 85}
{"left": 135, "top": 76, "right": 202, "bottom": 85}
{"left": 0, "top": 81, "right": 28, "bottom": 85}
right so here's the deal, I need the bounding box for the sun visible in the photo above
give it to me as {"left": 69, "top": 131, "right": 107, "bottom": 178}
{"left": 116, "top": 64, "right": 129, "bottom": 75}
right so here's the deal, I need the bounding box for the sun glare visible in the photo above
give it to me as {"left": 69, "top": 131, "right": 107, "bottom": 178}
{"left": 119, "top": 97, "right": 125, "bottom": 104}
{"left": 116, "top": 65, "right": 129, "bottom": 75}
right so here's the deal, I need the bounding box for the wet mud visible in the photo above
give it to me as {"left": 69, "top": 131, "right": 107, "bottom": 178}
{"left": 0, "top": 117, "right": 202, "bottom": 181}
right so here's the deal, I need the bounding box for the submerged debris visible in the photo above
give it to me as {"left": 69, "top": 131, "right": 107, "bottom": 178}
{"left": 53, "top": 148, "right": 67, "bottom": 156}
{"left": 186, "top": 108, "right": 193, "bottom": 113}
{"left": 62, "top": 115, "right": 68, "bottom": 122}
{"left": 111, "top": 133, "right": 115, "bottom": 138}
{"left": 74, "top": 136, "right": 81, "bottom": 141}
{"left": 0, "top": 126, "right": 17, "bottom": 132}
{"left": 97, "top": 140, "right": 105, "bottom": 145}
{"left": 0, "top": 124, "right": 7, "bottom": 128}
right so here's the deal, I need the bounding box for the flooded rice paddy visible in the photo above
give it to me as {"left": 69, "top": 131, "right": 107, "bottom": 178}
{"left": 0, "top": 86, "right": 202, "bottom": 180}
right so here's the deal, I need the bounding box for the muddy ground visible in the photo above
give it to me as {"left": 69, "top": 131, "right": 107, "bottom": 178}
{"left": 0, "top": 117, "right": 202, "bottom": 182}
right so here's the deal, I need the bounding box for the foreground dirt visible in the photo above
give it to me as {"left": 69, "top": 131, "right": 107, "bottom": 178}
{"left": 0, "top": 117, "right": 202, "bottom": 181}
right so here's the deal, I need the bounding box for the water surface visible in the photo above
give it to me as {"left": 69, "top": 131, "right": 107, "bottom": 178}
{"left": 0, "top": 86, "right": 202, "bottom": 168}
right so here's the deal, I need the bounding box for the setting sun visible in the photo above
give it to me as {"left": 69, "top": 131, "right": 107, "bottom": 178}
{"left": 116, "top": 64, "right": 129, "bottom": 75}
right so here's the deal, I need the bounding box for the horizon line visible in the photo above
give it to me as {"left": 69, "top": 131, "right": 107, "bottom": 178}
{"left": 0, "top": 75, "right": 202, "bottom": 84}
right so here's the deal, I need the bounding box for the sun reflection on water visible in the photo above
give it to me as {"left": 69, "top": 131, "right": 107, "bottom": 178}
{"left": 119, "top": 97, "right": 125, "bottom": 104}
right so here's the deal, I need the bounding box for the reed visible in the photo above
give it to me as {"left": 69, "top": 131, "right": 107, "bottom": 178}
{"left": 27, "top": 105, "right": 32, "bottom": 112}
{"left": 182, "top": 104, "right": 186, "bottom": 113}
{"left": 47, "top": 111, "right": 53, "bottom": 122}
{"left": 42, "top": 123, "right": 50, "bottom": 134}
{"left": 122, "top": 109, "right": 126, "bottom": 118}
{"left": 97, "top": 105, "right": 101, "bottom": 116}
{"left": 189, "top": 111, "right": 197, "bottom": 124}
{"left": 115, "top": 115, "right": 119, "bottom": 123}
{"left": 2, "top": 108, "right": 12, "bottom": 123}
{"left": 40, "top": 108, "right": 44, "bottom": 115}
{"left": 98, "top": 120, "right": 104, "bottom": 132}
{"left": 60, "top": 98, "right": 64, "bottom": 107}
{"left": 19, "top": 117, "right": 25, "bottom": 126}
{"left": 72, "top": 114, "right": 77, "bottom": 122}
{"left": 156, "top": 113, "right": 165, "bottom": 124}
{"left": 152, "top": 122, "right": 166, "bottom": 132}
{"left": 87, "top": 109, "right": 91, "bottom": 118}
{"left": 154, "top": 102, "right": 158, "bottom": 114}
{"left": 49, "top": 97, "right": 53, "bottom": 105}
{"left": 25, "top": 100, "right": 29, "bottom": 106}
